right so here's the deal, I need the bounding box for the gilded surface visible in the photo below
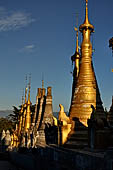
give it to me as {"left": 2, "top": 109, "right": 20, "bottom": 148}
{"left": 47, "top": 86, "right": 52, "bottom": 96}
{"left": 74, "top": 28, "right": 80, "bottom": 77}
{"left": 58, "top": 104, "right": 71, "bottom": 145}
{"left": 18, "top": 96, "right": 24, "bottom": 136}
{"left": 69, "top": 0, "right": 103, "bottom": 126}
{"left": 70, "top": 27, "right": 80, "bottom": 109}
{"left": 58, "top": 104, "right": 70, "bottom": 123}
{"left": 24, "top": 82, "right": 31, "bottom": 132}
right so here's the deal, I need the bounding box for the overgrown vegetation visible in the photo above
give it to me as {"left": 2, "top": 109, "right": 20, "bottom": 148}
{"left": 0, "top": 117, "right": 15, "bottom": 133}
{"left": 7, "top": 106, "right": 20, "bottom": 124}
{"left": 0, "top": 104, "right": 35, "bottom": 133}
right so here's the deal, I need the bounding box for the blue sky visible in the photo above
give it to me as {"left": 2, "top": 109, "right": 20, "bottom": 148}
{"left": 0, "top": 0, "right": 113, "bottom": 112}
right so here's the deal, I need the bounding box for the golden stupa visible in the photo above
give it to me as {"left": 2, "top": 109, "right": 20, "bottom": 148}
{"left": 69, "top": 0, "right": 104, "bottom": 126}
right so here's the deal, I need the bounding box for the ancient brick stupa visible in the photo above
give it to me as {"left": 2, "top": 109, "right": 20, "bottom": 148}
{"left": 69, "top": 0, "right": 105, "bottom": 126}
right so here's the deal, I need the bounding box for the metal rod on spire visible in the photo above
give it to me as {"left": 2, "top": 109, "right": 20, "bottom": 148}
{"left": 22, "top": 88, "right": 24, "bottom": 105}
{"left": 76, "top": 13, "right": 78, "bottom": 29}
{"left": 75, "top": 13, "right": 79, "bottom": 51}
{"left": 28, "top": 73, "right": 31, "bottom": 88}
{"left": 25, "top": 75, "right": 28, "bottom": 104}
{"left": 27, "top": 73, "right": 31, "bottom": 105}
{"left": 42, "top": 73, "right": 44, "bottom": 89}
{"left": 85, "top": 0, "right": 88, "bottom": 23}
{"left": 25, "top": 75, "right": 27, "bottom": 88}
{"left": 79, "top": 0, "right": 94, "bottom": 32}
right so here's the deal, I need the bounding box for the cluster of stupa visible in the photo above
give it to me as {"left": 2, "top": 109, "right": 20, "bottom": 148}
{"left": 10, "top": 77, "right": 57, "bottom": 148}
{"left": 3, "top": 0, "right": 113, "bottom": 149}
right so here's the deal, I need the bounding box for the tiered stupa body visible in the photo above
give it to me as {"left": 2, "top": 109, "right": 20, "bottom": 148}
{"left": 69, "top": 0, "right": 104, "bottom": 126}
{"left": 36, "top": 86, "right": 54, "bottom": 144}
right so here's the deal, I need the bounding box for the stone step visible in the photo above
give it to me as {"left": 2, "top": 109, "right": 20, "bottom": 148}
{"left": 64, "top": 141, "right": 88, "bottom": 149}
{"left": 65, "top": 129, "right": 88, "bottom": 149}
{"left": 68, "top": 136, "right": 88, "bottom": 142}
{"left": 72, "top": 130, "right": 88, "bottom": 134}
{"left": 69, "top": 132, "right": 88, "bottom": 138}
{"left": 74, "top": 126, "right": 88, "bottom": 131}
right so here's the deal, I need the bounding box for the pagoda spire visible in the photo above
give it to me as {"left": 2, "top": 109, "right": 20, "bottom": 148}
{"left": 21, "top": 88, "right": 24, "bottom": 108}
{"left": 22, "top": 76, "right": 28, "bottom": 129}
{"left": 25, "top": 75, "right": 28, "bottom": 104}
{"left": 79, "top": 0, "right": 94, "bottom": 32}
{"left": 20, "top": 93, "right": 24, "bottom": 114}
{"left": 74, "top": 27, "right": 80, "bottom": 77}
{"left": 70, "top": 27, "right": 80, "bottom": 108}
{"left": 18, "top": 93, "right": 24, "bottom": 136}
{"left": 75, "top": 28, "right": 79, "bottom": 53}
{"left": 71, "top": 13, "right": 80, "bottom": 78}
{"left": 27, "top": 74, "right": 31, "bottom": 105}
{"left": 24, "top": 74, "right": 31, "bottom": 132}
{"left": 75, "top": 12, "right": 79, "bottom": 55}
{"left": 42, "top": 79, "right": 44, "bottom": 89}
{"left": 85, "top": 0, "right": 88, "bottom": 22}
{"left": 69, "top": 0, "right": 104, "bottom": 126}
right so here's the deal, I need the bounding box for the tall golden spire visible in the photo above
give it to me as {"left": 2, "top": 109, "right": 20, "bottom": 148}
{"left": 27, "top": 74, "right": 31, "bottom": 105}
{"left": 71, "top": 13, "right": 80, "bottom": 78}
{"left": 18, "top": 94, "right": 24, "bottom": 136}
{"left": 25, "top": 75, "right": 28, "bottom": 104}
{"left": 74, "top": 13, "right": 79, "bottom": 55}
{"left": 84, "top": 0, "right": 89, "bottom": 25}
{"left": 22, "top": 76, "right": 28, "bottom": 129}
{"left": 24, "top": 74, "right": 31, "bottom": 132}
{"left": 74, "top": 27, "right": 80, "bottom": 77}
{"left": 69, "top": 16, "right": 80, "bottom": 107}
{"left": 69, "top": 0, "right": 104, "bottom": 126}
{"left": 75, "top": 28, "right": 78, "bottom": 52}
{"left": 21, "top": 93, "right": 24, "bottom": 113}
{"left": 79, "top": 0, "right": 94, "bottom": 32}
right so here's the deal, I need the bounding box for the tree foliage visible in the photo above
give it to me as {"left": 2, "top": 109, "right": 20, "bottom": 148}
{"left": 7, "top": 106, "right": 20, "bottom": 124}
{"left": 0, "top": 117, "right": 15, "bottom": 134}
{"left": 3, "top": 104, "right": 36, "bottom": 132}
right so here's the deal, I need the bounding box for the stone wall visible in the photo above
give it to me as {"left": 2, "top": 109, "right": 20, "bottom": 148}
{"left": 9, "top": 145, "right": 113, "bottom": 170}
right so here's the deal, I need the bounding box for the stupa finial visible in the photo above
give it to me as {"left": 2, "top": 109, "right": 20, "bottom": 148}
{"left": 79, "top": 0, "right": 94, "bottom": 32}
{"left": 28, "top": 74, "right": 31, "bottom": 105}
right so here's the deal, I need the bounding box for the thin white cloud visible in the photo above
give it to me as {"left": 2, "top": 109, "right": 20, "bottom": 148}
{"left": 25, "top": 44, "right": 35, "bottom": 49}
{"left": 20, "top": 44, "right": 36, "bottom": 53}
{"left": 0, "top": 7, "right": 35, "bottom": 31}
